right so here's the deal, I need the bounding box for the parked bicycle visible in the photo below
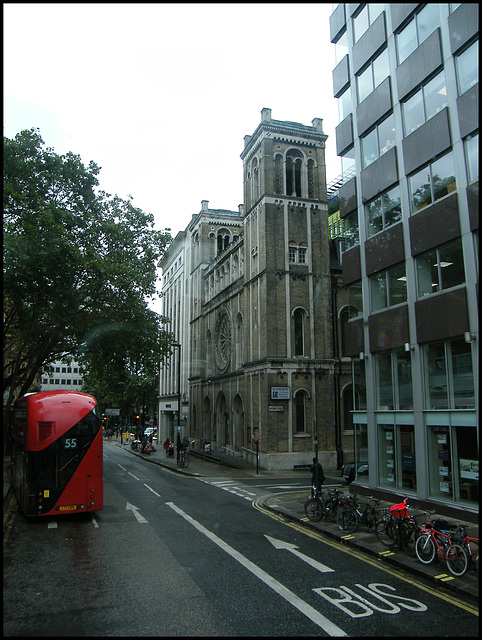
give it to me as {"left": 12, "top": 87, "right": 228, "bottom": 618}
{"left": 304, "top": 488, "right": 345, "bottom": 523}
{"left": 451, "top": 525, "right": 479, "bottom": 575}
{"left": 374, "top": 498, "right": 423, "bottom": 556}
{"left": 415, "top": 517, "right": 468, "bottom": 577}
{"left": 336, "top": 494, "right": 383, "bottom": 533}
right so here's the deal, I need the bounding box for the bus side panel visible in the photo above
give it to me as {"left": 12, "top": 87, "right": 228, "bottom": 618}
{"left": 42, "top": 430, "right": 104, "bottom": 516}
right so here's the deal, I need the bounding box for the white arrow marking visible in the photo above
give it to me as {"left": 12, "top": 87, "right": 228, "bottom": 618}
{"left": 264, "top": 535, "right": 334, "bottom": 573}
{"left": 167, "top": 502, "right": 346, "bottom": 636}
{"left": 126, "top": 502, "right": 148, "bottom": 523}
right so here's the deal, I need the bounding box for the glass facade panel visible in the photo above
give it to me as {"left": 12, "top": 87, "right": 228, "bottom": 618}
{"left": 416, "top": 248, "right": 438, "bottom": 296}
{"left": 338, "top": 87, "right": 353, "bottom": 121}
{"left": 375, "top": 352, "right": 394, "bottom": 409}
{"left": 373, "top": 48, "right": 389, "bottom": 88}
{"left": 378, "top": 114, "right": 396, "bottom": 156}
{"left": 432, "top": 152, "right": 456, "bottom": 201}
{"left": 400, "top": 425, "right": 416, "bottom": 490}
{"left": 397, "top": 350, "right": 413, "bottom": 410}
{"left": 383, "top": 187, "right": 402, "bottom": 227}
{"left": 357, "top": 65, "right": 373, "bottom": 103}
{"left": 370, "top": 271, "right": 388, "bottom": 311}
{"left": 334, "top": 29, "right": 348, "bottom": 65}
{"left": 367, "top": 198, "right": 383, "bottom": 236}
{"left": 388, "top": 264, "right": 407, "bottom": 306}
{"left": 456, "top": 40, "right": 479, "bottom": 95}
{"left": 410, "top": 166, "right": 432, "bottom": 212}
{"left": 438, "top": 239, "right": 465, "bottom": 291}
{"left": 456, "top": 426, "right": 478, "bottom": 503}
{"left": 416, "top": 3, "right": 440, "bottom": 45}
{"left": 427, "top": 426, "right": 452, "bottom": 499}
{"left": 353, "top": 4, "right": 369, "bottom": 42}
{"left": 397, "top": 19, "right": 417, "bottom": 64}
{"left": 362, "top": 128, "right": 378, "bottom": 168}
{"left": 353, "top": 359, "right": 367, "bottom": 410}
{"left": 425, "top": 342, "right": 448, "bottom": 410}
{"left": 451, "top": 339, "right": 475, "bottom": 409}
{"left": 403, "top": 90, "right": 424, "bottom": 135}
{"left": 465, "top": 133, "right": 479, "bottom": 183}
{"left": 423, "top": 71, "right": 448, "bottom": 121}
{"left": 379, "top": 425, "right": 396, "bottom": 487}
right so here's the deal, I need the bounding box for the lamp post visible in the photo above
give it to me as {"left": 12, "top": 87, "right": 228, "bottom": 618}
{"left": 172, "top": 343, "right": 181, "bottom": 438}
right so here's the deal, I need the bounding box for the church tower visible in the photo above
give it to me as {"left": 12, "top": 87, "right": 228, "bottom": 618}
{"left": 240, "top": 108, "right": 337, "bottom": 469}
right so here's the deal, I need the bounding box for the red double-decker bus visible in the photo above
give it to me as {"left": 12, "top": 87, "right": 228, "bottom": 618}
{"left": 10, "top": 390, "right": 103, "bottom": 516}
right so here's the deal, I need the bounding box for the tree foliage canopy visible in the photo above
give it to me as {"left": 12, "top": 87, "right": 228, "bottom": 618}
{"left": 3, "top": 129, "right": 174, "bottom": 436}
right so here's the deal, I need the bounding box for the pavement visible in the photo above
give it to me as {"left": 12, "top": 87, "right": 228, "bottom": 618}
{"left": 4, "top": 437, "right": 479, "bottom": 605}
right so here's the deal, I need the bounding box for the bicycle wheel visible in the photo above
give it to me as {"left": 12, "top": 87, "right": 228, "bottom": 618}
{"left": 336, "top": 507, "right": 358, "bottom": 533}
{"left": 415, "top": 533, "right": 436, "bottom": 564}
{"left": 304, "top": 498, "right": 323, "bottom": 522}
{"left": 375, "top": 515, "right": 397, "bottom": 547}
{"left": 400, "top": 521, "right": 418, "bottom": 556}
{"left": 446, "top": 543, "right": 468, "bottom": 577}
{"left": 322, "top": 497, "right": 338, "bottom": 522}
{"left": 183, "top": 454, "right": 190, "bottom": 468}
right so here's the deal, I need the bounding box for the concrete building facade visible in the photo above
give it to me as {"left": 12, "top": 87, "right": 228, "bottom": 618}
{"left": 329, "top": 3, "right": 478, "bottom": 515}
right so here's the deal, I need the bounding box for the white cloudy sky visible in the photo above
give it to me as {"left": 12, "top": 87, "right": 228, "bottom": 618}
{"left": 4, "top": 2, "right": 341, "bottom": 237}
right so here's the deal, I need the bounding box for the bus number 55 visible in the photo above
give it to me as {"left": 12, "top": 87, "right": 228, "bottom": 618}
{"left": 64, "top": 438, "right": 78, "bottom": 449}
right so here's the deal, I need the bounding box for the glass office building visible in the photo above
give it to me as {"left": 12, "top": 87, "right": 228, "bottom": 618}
{"left": 329, "top": 4, "right": 478, "bottom": 515}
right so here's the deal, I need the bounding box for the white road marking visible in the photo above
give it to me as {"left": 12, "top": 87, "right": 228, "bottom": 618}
{"left": 47, "top": 521, "right": 57, "bottom": 529}
{"left": 166, "top": 501, "right": 347, "bottom": 636}
{"left": 126, "top": 502, "right": 148, "bottom": 524}
{"left": 144, "top": 483, "right": 161, "bottom": 497}
{"left": 265, "top": 535, "right": 334, "bottom": 573}
{"left": 91, "top": 515, "right": 99, "bottom": 528}
{"left": 128, "top": 471, "right": 139, "bottom": 480}
{"left": 117, "top": 464, "right": 126, "bottom": 470}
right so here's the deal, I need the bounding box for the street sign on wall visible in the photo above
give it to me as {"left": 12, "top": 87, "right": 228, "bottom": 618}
{"left": 271, "top": 387, "right": 290, "bottom": 400}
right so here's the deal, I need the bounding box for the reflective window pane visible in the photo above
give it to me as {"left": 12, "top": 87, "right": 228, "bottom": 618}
{"left": 403, "top": 90, "right": 424, "bottom": 135}
{"left": 367, "top": 197, "right": 383, "bottom": 236}
{"left": 425, "top": 342, "right": 448, "bottom": 410}
{"left": 465, "top": 133, "right": 479, "bottom": 183}
{"left": 410, "top": 166, "right": 432, "bottom": 213}
{"left": 362, "top": 128, "right": 378, "bottom": 168}
{"left": 368, "top": 3, "right": 384, "bottom": 23}
{"left": 416, "top": 3, "right": 440, "bottom": 45}
{"left": 397, "top": 19, "right": 417, "bottom": 64}
{"left": 347, "top": 281, "right": 363, "bottom": 317}
{"left": 416, "top": 248, "right": 438, "bottom": 296}
{"left": 357, "top": 65, "right": 373, "bottom": 103}
{"left": 353, "top": 5, "right": 369, "bottom": 42}
{"left": 373, "top": 48, "right": 389, "bottom": 88}
{"left": 388, "top": 264, "right": 407, "bottom": 306}
{"left": 344, "top": 210, "right": 359, "bottom": 249}
{"left": 423, "top": 72, "right": 448, "bottom": 120}
{"left": 375, "top": 352, "right": 394, "bottom": 410}
{"left": 338, "top": 87, "right": 353, "bottom": 121}
{"left": 378, "top": 114, "right": 396, "bottom": 156}
{"left": 455, "top": 39, "right": 478, "bottom": 95}
{"left": 451, "top": 340, "right": 475, "bottom": 409}
{"left": 396, "top": 351, "right": 413, "bottom": 410}
{"left": 370, "top": 272, "right": 387, "bottom": 311}
{"left": 334, "top": 29, "right": 348, "bottom": 65}
{"left": 382, "top": 186, "right": 402, "bottom": 227}
{"left": 439, "top": 239, "right": 465, "bottom": 290}
{"left": 432, "top": 152, "right": 456, "bottom": 201}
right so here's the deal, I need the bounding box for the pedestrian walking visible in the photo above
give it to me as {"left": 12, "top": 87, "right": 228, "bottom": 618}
{"left": 310, "top": 457, "right": 325, "bottom": 495}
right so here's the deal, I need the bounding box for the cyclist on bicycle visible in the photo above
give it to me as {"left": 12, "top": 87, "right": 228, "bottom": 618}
{"left": 310, "top": 458, "right": 325, "bottom": 495}
{"left": 181, "top": 436, "right": 190, "bottom": 453}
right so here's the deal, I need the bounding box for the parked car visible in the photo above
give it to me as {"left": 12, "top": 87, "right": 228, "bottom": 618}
{"left": 143, "top": 427, "right": 157, "bottom": 441}
{"left": 342, "top": 462, "right": 368, "bottom": 483}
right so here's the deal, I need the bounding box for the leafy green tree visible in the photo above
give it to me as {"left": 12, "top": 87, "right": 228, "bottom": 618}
{"left": 3, "top": 128, "right": 174, "bottom": 445}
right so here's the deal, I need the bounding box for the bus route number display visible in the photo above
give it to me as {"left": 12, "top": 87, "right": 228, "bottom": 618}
{"left": 63, "top": 438, "right": 78, "bottom": 449}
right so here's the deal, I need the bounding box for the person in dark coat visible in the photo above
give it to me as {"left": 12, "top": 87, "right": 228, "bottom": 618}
{"left": 310, "top": 457, "right": 325, "bottom": 495}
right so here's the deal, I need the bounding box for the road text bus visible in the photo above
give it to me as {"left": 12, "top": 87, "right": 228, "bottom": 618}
{"left": 11, "top": 390, "right": 103, "bottom": 516}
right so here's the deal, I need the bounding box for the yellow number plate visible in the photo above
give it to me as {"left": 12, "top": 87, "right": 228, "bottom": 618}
{"left": 58, "top": 505, "right": 76, "bottom": 511}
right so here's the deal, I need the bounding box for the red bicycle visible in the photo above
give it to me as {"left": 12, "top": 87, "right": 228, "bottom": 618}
{"left": 415, "top": 517, "right": 468, "bottom": 577}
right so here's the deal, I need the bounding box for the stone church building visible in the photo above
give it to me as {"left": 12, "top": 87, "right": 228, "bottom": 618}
{"left": 158, "top": 108, "right": 352, "bottom": 471}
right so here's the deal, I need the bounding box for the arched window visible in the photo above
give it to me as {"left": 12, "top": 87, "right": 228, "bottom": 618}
{"left": 252, "top": 157, "right": 260, "bottom": 202}
{"left": 294, "top": 390, "right": 308, "bottom": 433}
{"left": 286, "top": 149, "right": 303, "bottom": 197}
{"left": 307, "top": 159, "right": 315, "bottom": 199}
{"left": 275, "top": 154, "right": 283, "bottom": 194}
{"left": 217, "top": 228, "right": 230, "bottom": 254}
{"left": 294, "top": 309, "right": 305, "bottom": 356}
